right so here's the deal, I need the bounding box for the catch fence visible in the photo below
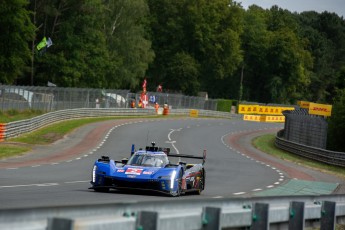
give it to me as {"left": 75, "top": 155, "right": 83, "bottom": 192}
{"left": 0, "top": 85, "right": 217, "bottom": 112}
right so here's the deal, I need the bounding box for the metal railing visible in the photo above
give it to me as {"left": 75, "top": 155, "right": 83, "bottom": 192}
{"left": 1, "top": 195, "right": 345, "bottom": 230}
{"left": 275, "top": 129, "right": 345, "bottom": 167}
{"left": 2, "top": 108, "right": 239, "bottom": 140}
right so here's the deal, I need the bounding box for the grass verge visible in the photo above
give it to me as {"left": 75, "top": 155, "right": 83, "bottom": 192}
{"left": 0, "top": 116, "right": 160, "bottom": 159}
{"left": 0, "top": 109, "right": 44, "bottom": 123}
{"left": 253, "top": 134, "right": 345, "bottom": 179}
{"left": 0, "top": 144, "right": 31, "bottom": 159}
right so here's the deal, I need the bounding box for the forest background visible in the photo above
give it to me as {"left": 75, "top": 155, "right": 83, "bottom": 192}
{"left": 1, "top": 0, "right": 345, "bottom": 150}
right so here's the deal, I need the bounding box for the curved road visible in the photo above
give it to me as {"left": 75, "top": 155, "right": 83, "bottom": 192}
{"left": 0, "top": 118, "right": 341, "bottom": 209}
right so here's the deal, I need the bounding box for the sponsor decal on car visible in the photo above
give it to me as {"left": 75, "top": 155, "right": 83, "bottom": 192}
{"left": 117, "top": 169, "right": 125, "bottom": 173}
{"left": 143, "top": 171, "right": 153, "bottom": 175}
{"left": 125, "top": 168, "right": 143, "bottom": 175}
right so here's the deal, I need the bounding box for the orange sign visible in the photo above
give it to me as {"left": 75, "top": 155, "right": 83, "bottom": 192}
{"left": 297, "top": 100, "right": 310, "bottom": 109}
{"left": 308, "top": 103, "right": 332, "bottom": 116}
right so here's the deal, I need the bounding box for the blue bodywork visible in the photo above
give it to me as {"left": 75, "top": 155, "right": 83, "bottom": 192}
{"left": 90, "top": 145, "right": 205, "bottom": 197}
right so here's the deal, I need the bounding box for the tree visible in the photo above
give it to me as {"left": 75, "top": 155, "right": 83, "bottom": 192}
{"left": 32, "top": 0, "right": 110, "bottom": 88}
{"left": 165, "top": 52, "right": 200, "bottom": 95}
{"left": 103, "top": 0, "right": 154, "bottom": 90}
{"left": 0, "top": 0, "right": 35, "bottom": 84}
{"left": 241, "top": 5, "right": 312, "bottom": 104}
{"left": 147, "top": 0, "right": 243, "bottom": 96}
{"left": 327, "top": 89, "right": 345, "bottom": 151}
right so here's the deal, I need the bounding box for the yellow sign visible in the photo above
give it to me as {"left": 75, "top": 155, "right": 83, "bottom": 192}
{"left": 265, "top": 116, "right": 285, "bottom": 123}
{"left": 189, "top": 109, "right": 199, "bottom": 117}
{"left": 243, "top": 115, "right": 261, "bottom": 122}
{"left": 238, "top": 105, "right": 259, "bottom": 114}
{"left": 308, "top": 103, "right": 332, "bottom": 117}
{"left": 243, "top": 115, "right": 285, "bottom": 123}
{"left": 241, "top": 105, "right": 294, "bottom": 115}
{"left": 297, "top": 100, "right": 310, "bottom": 109}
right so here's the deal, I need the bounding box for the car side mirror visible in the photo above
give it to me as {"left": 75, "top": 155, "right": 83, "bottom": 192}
{"left": 122, "top": 158, "right": 128, "bottom": 165}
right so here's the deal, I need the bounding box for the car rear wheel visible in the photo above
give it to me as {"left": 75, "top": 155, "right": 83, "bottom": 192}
{"left": 195, "top": 171, "right": 205, "bottom": 195}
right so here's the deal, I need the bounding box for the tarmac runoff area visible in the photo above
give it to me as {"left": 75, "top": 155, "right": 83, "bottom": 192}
{"left": 226, "top": 128, "right": 344, "bottom": 197}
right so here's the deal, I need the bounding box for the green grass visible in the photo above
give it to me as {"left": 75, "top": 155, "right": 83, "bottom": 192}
{"left": 253, "top": 134, "right": 345, "bottom": 179}
{"left": 0, "top": 109, "right": 44, "bottom": 123}
{"left": 0, "top": 111, "right": 163, "bottom": 159}
{"left": 0, "top": 144, "right": 31, "bottom": 159}
{"left": 9, "top": 117, "right": 124, "bottom": 145}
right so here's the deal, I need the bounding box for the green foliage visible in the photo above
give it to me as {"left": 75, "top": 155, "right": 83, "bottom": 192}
{"left": 327, "top": 89, "right": 345, "bottom": 152}
{"left": 147, "top": 0, "right": 243, "bottom": 96}
{"left": 165, "top": 52, "right": 200, "bottom": 95}
{"left": 0, "top": 109, "right": 44, "bottom": 123}
{"left": 0, "top": 0, "right": 345, "bottom": 105}
{"left": 0, "top": 0, "right": 35, "bottom": 84}
{"left": 216, "top": 99, "right": 232, "bottom": 112}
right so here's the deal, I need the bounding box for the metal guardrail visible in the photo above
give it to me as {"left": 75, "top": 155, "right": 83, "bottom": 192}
{"left": 1, "top": 195, "right": 345, "bottom": 230}
{"left": 275, "top": 129, "right": 345, "bottom": 167}
{"left": 3, "top": 108, "right": 239, "bottom": 139}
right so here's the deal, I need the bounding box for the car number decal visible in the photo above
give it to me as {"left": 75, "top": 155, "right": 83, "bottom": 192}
{"left": 125, "top": 168, "right": 143, "bottom": 175}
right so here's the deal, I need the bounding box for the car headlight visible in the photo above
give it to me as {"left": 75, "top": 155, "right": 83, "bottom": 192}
{"left": 92, "top": 165, "right": 97, "bottom": 183}
{"left": 170, "top": 170, "right": 177, "bottom": 189}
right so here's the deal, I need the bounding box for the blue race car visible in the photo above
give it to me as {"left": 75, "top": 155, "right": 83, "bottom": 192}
{"left": 90, "top": 143, "right": 206, "bottom": 197}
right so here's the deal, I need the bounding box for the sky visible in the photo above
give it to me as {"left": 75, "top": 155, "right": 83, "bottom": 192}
{"left": 238, "top": 0, "right": 345, "bottom": 17}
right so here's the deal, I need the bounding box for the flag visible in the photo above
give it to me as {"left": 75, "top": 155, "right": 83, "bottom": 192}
{"left": 36, "top": 37, "right": 47, "bottom": 51}
{"left": 46, "top": 37, "right": 53, "bottom": 48}
{"left": 142, "top": 78, "right": 147, "bottom": 88}
{"left": 157, "top": 84, "right": 162, "bottom": 92}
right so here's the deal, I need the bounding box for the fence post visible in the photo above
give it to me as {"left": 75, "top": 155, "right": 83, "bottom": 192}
{"left": 136, "top": 211, "right": 158, "bottom": 230}
{"left": 201, "top": 207, "right": 221, "bottom": 230}
{"left": 251, "top": 203, "right": 269, "bottom": 230}
{"left": 289, "top": 201, "right": 305, "bottom": 230}
{"left": 47, "top": 218, "right": 73, "bottom": 230}
{"left": 321, "top": 201, "right": 336, "bottom": 230}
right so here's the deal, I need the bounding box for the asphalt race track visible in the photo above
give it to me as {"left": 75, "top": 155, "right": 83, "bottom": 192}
{"left": 0, "top": 118, "right": 340, "bottom": 209}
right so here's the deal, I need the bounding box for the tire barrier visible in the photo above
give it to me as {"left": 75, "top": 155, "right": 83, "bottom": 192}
{"left": 0, "top": 123, "right": 6, "bottom": 142}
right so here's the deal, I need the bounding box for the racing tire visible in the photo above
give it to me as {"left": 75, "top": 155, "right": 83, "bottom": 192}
{"left": 94, "top": 187, "right": 109, "bottom": 193}
{"left": 195, "top": 170, "right": 205, "bottom": 195}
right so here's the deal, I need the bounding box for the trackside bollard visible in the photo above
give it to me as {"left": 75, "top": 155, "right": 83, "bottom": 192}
{"left": 201, "top": 207, "right": 221, "bottom": 230}
{"left": 289, "top": 201, "right": 305, "bottom": 230}
{"left": 321, "top": 201, "right": 336, "bottom": 230}
{"left": 136, "top": 211, "right": 158, "bottom": 230}
{"left": 47, "top": 218, "right": 73, "bottom": 230}
{"left": 251, "top": 203, "right": 269, "bottom": 230}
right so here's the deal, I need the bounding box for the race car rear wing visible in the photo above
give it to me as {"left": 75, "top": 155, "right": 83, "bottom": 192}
{"left": 168, "top": 150, "right": 206, "bottom": 165}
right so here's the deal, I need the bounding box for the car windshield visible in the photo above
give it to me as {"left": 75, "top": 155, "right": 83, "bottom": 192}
{"left": 127, "top": 153, "right": 169, "bottom": 167}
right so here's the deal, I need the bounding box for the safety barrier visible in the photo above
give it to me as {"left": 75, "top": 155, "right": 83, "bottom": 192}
{"left": 2, "top": 108, "right": 239, "bottom": 140}
{"left": 275, "top": 130, "right": 345, "bottom": 167}
{"left": 0, "top": 195, "right": 345, "bottom": 230}
{"left": 0, "top": 123, "right": 5, "bottom": 141}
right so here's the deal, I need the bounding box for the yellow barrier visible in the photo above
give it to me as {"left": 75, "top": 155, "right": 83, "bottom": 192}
{"left": 239, "top": 104, "right": 294, "bottom": 115}
{"left": 243, "top": 115, "right": 285, "bottom": 123}
{"left": 189, "top": 109, "right": 199, "bottom": 118}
